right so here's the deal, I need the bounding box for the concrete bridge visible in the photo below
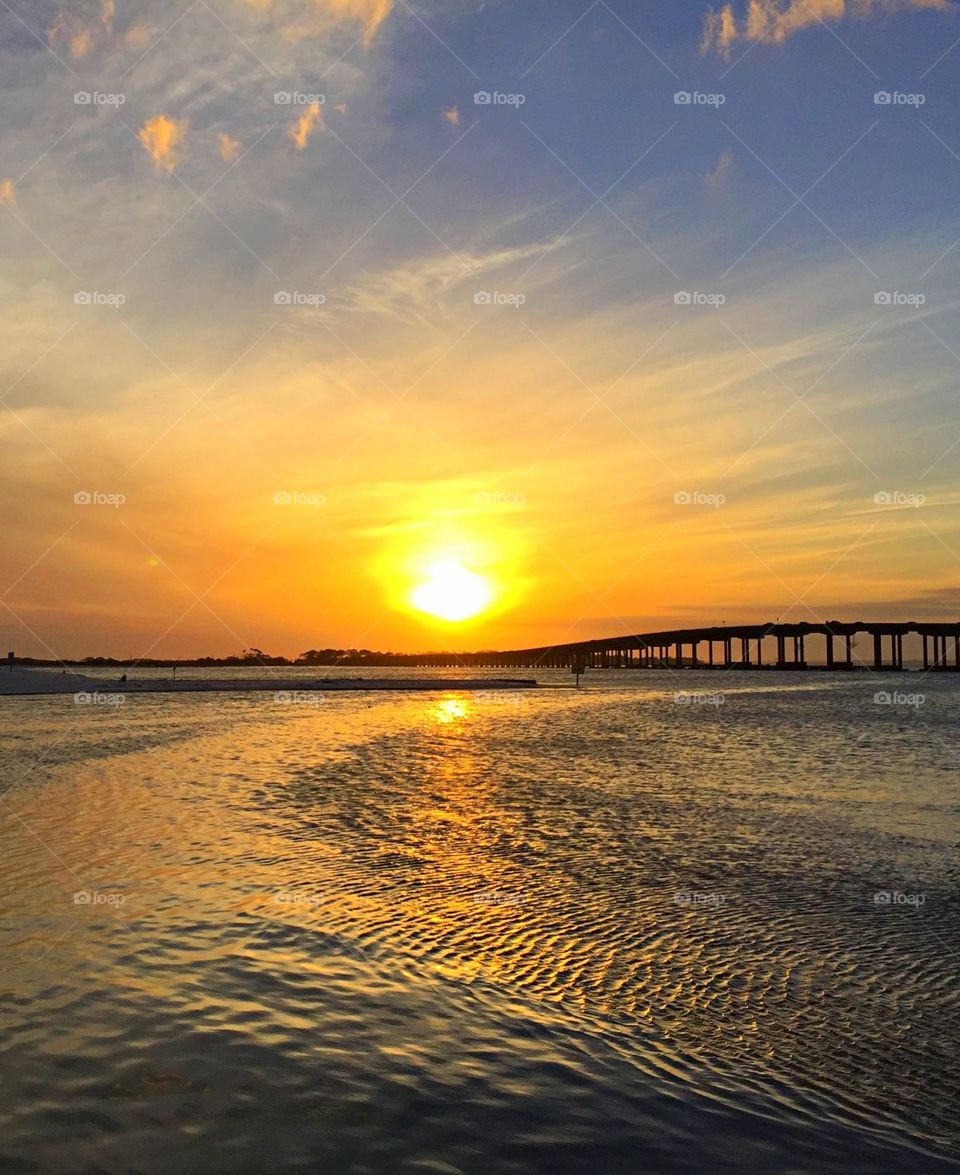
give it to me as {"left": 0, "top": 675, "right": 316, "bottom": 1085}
{"left": 415, "top": 621, "right": 960, "bottom": 671}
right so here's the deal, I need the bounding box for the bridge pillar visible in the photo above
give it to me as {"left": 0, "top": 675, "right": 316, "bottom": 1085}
{"left": 845, "top": 634, "right": 853, "bottom": 669}
{"left": 826, "top": 633, "right": 834, "bottom": 670}
{"left": 741, "top": 637, "right": 750, "bottom": 666}
{"left": 873, "top": 632, "right": 882, "bottom": 671}
{"left": 922, "top": 635, "right": 929, "bottom": 671}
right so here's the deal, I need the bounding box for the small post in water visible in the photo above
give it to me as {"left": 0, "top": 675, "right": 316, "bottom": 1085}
{"left": 7, "top": 651, "right": 13, "bottom": 674}
{"left": 572, "top": 653, "right": 587, "bottom": 687}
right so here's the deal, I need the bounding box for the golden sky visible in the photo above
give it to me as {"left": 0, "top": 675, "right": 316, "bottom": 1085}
{"left": 2, "top": 0, "right": 959, "bottom": 657}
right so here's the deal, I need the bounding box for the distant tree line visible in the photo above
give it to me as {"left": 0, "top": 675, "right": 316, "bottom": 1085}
{"left": 15, "top": 646, "right": 484, "bottom": 668}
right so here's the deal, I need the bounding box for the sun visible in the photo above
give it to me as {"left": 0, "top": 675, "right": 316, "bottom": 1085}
{"left": 411, "top": 559, "right": 492, "bottom": 623}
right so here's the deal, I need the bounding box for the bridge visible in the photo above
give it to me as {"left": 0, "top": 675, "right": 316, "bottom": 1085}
{"left": 414, "top": 621, "right": 960, "bottom": 671}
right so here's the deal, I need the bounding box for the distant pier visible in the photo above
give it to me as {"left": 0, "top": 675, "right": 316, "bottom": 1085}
{"left": 415, "top": 621, "right": 960, "bottom": 672}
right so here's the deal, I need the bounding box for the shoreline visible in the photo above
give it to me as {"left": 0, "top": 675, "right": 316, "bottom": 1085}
{"left": 0, "top": 668, "right": 538, "bottom": 698}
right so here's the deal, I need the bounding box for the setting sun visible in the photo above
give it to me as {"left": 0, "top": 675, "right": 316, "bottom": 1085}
{"left": 411, "top": 560, "right": 493, "bottom": 623}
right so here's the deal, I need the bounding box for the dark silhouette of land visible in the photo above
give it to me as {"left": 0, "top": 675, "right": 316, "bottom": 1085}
{"left": 9, "top": 619, "right": 960, "bottom": 673}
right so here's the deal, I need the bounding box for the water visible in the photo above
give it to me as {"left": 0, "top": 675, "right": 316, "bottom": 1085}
{"left": 1, "top": 670, "right": 958, "bottom": 1173}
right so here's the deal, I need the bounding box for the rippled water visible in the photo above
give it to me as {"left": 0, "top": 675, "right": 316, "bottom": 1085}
{"left": 1, "top": 671, "right": 958, "bottom": 1173}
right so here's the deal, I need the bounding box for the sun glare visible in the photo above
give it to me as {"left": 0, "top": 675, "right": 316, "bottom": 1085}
{"left": 411, "top": 560, "right": 492, "bottom": 623}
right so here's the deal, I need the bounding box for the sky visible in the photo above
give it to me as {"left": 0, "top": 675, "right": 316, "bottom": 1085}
{"left": 2, "top": 0, "right": 960, "bottom": 659}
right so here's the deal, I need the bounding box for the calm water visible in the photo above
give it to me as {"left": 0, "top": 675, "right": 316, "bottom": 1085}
{"left": 1, "top": 670, "right": 958, "bottom": 1173}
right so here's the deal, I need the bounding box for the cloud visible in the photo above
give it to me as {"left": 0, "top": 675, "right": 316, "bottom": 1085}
{"left": 443, "top": 106, "right": 460, "bottom": 127}
{"left": 138, "top": 115, "right": 189, "bottom": 172}
{"left": 289, "top": 102, "right": 324, "bottom": 150}
{"left": 237, "top": 0, "right": 392, "bottom": 45}
{"left": 706, "top": 148, "right": 734, "bottom": 184}
{"left": 47, "top": 0, "right": 117, "bottom": 58}
{"left": 0, "top": 180, "right": 15, "bottom": 208}
{"left": 219, "top": 132, "right": 242, "bottom": 163}
{"left": 702, "top": 0, "right": 950, "bottom": 55}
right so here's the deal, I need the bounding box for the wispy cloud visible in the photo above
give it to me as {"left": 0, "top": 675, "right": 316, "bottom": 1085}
{"left": 239, "top": 0, "right": 392, "bottom": 45}
{"left": 218, "top": 132, "right": 242, "bottom": 163}
{"left": 138, "top": 115, "right": 189, "bottom": 172}
{"left": 0, "top": 180, "right": 15, "bottom": 207}
{"left": 289, "top": 102, "right": 324, "bottom": 149}
{"left": 443, "top": 106, "right": 460, "bottom": 127}
{"left": 706, "top": 148, "right": 734, "bottom": 185}
{"left": 702, "top": 0, "right": 950, "bottom": 55}
{"left": 48, "top": 0, "right": 152, "bottom": 58}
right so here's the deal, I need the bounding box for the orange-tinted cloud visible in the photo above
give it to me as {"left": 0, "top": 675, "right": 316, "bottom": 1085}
{"left": 443, "top": 106, "right": 460, "bottom": 127}
{"left": 219, "top": 132, "right": 243, "bottom": 163}
{"left": 702, "top": 0, "right": 949, "bottom": 55}
{"left": 138, "top": 115, "right": 189, "bottom": 172}
{"left": 48, "top": 0, "right": 116, "bottom": 57}
{"left": 289, "top": 103, "right": 324, "bottom": 150}
{"left": 238, "top": 0, "right": 392, "bottom": 45}
{"left": 0, "top": 180, "right": 16, "bottom": 208}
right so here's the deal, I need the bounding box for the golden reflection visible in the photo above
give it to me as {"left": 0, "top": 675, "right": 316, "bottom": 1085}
{"left": 431, "top": 696, "right": 471, "bottom": 726}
